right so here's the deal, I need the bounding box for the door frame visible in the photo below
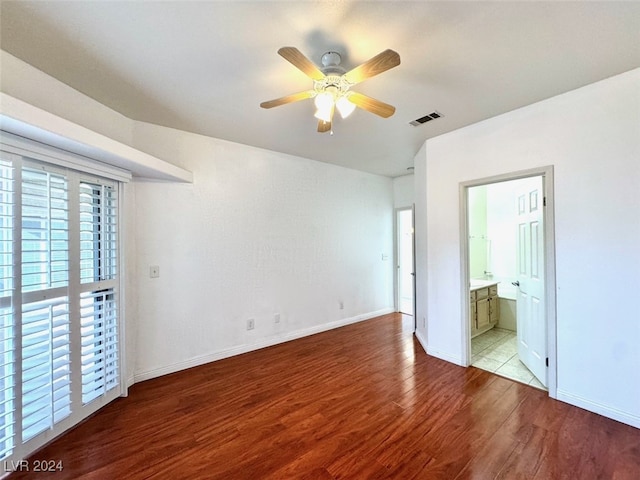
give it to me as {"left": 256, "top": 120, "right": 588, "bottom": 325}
{"left": 459, "top": 166, "right": 557, "bottom": 398}
{"left": 394, "top": 207, "right": 416, "bottom": 325}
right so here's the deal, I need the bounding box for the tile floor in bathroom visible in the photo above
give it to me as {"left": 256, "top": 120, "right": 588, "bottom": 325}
{"left": 471, "top": 327, "right": 546, "bottom": 390}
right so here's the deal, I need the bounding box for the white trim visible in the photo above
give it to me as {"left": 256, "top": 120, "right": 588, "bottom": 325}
{"left": 394, "top": 207, "right": 413, "bottom": 315}
{"left": 542, "top": 169, "right": 558, "bottom": 399}
{"left": 556, "top": 389, "right": 640, "bottom": 429}
{"left": 1, "top": 131, "right": 131, "bottom": 183}
{"left": 21, "top": 287, "right": 69, "bottom": 304}
{"left": 67, "top": 170, "right": 83, "bottom": 425}
{"left": 412, "top": 204, "right": 416, "bottom": 328}
{"left": 393, "top": 208, "right": 400, "bottom": 312}
{"left": 425, "top": 345, "right": 465, "bottom": 367}
{"left": 11, "top": 154, "right": 24, "bottom": 452}
{"left": 459, "top": 184, "right": 472, "bottom": 366}
{"left": 78, "top": 279, "right": 118, "bottom": 293}
{"left": 459, "top": 166, "right": 558, "bottom": 398}
{"left": 134, "top": 308, "right": 395, "bottom": 383}
{"left": 118, "top": 182, "right": 129, "bottom": 397}
{"left": 414, "top": 329, "right": 428, "bottom": 355}
{"left": 408, "top": 328, "right": 493, "bottom": 375}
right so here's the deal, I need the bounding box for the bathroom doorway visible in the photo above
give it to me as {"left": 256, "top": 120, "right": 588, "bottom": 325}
{"left": 462, "top": 168, "right": 556, "bottom": 394}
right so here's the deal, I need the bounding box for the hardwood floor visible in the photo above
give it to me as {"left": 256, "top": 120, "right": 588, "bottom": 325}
{"left": 9, "top": 313, "right": 640, "bottom": 479}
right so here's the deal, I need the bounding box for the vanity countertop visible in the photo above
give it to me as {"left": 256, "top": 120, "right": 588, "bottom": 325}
{"left": 470, "top": 279, "right": 499, "bottom": 291}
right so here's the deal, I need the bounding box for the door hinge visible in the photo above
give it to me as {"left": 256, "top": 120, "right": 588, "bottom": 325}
{"left": 543, "top": 197, "right": 547, "bottom": 207}
{"left": 545, "top": 357, "right": 549, "bottom": 367}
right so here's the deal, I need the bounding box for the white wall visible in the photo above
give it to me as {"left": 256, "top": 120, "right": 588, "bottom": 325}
{"left": 393, "top": 174, "right": 414, "bottom": 209}
{"left": 131, "top": 122, "right": 394, "bottom": 380}
{"left": 415, "top": 68, "right": 640, "bottom": 427}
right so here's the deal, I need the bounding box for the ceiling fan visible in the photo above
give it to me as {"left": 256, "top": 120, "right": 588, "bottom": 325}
{"left": 260, "top": 47, "right": 400, "bottom": 133}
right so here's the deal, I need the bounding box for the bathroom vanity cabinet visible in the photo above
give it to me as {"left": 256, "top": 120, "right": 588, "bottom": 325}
{"left": 470, "top": 282, "right": 500, "bottom": 338}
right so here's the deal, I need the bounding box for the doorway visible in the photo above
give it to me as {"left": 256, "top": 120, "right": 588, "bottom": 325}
{"left": 461, "top": 167, "right": 557, "bottom": 396}
{"left": 396, "top": 208, "right": 414, "bottom": 318}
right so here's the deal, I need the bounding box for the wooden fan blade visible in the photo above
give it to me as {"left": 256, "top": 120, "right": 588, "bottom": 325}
{"left": 343, "top": 49, "right": 400, "bottom": 85}
{"left": 278, "top": 47, "right": 325, "bottom": 81}
{"left": 348, "top": 92, "right": 396, "bottom": 118}
{"left": 260, "top": 90, "right": 315, "bottom": 109}
{"left": 317, "top": 120, "right": 332, "bottom": 133}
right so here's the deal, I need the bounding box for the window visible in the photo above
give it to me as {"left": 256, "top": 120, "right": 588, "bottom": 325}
{"left": 0, "top": 145, "right": 122, "bottom": 464}
{"left": 79, "top": 181, "right": 119, "bottom": 405}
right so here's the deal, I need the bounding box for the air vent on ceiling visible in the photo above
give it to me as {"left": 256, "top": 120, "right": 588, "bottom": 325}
{"left": 409, "top": 111, "right": 443, "bottom": 126}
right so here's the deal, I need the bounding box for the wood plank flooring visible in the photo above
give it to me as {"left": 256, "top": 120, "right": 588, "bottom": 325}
{"left": 9, "top": 313, "right": 640, "bottom": 479}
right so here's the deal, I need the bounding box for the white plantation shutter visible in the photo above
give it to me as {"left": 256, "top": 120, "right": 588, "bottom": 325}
{"left": 79, "top": 183, "right": 118, "bottom": 283}
{"left": 21, "top": 297, "right": 71, "bottom": 441}
{"left": 0, "top": 140, "right": 123, "bottom": 465}
{"left": 21, "top": 168, "right": 69, "bottom": 292}
{"left": 79, "top": 181, "right": 119, "bottom": 405}
{"left": 20, "top": 166, "right": 71, "bottom": 443}
{"left": 80, "top": 290, "right": 118, "bottom": 404}
{"left": 0, "top": 157, "right": 15, "bottom": 459}
{"left": 0, "top": 304, "right": 14, "bottom": 459}
{"left": 101, "top": 186, "right": 118, "bottom": 280}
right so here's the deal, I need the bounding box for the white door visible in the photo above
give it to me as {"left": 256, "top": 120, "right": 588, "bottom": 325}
{"left": 516, "top": 177, "right": 547, "bottom": 386}
{"left": 397, "top": 209, "right": 414, "bottom": 315}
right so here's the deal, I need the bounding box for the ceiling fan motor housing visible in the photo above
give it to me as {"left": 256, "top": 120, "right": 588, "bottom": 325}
{"left": 320, "top": 51, "right": 347, "bottom": 76}
{"left": 316, "top": 52, "right": 351, "bottom": 95}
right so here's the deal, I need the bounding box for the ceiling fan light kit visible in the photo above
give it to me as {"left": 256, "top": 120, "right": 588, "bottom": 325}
{"left": 261, "top": 47, "right": 400, "bottom": 133}
{"left": 336, "top": 94, "right": 356, "bottom": 119}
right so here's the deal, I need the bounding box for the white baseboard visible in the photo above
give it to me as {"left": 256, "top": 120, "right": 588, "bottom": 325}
{"left": 411, "top": 329, "right": 465, "bottom": 367}
{"left": 414, "top": 329, "right": 428, "bottom": 354}
{"left": 556, "top": 389, "right": 640, "bottom": 429}
{"left": 415, "top": 340, "right": 638, "bottom": 429}
{"left": 133, "top": 307, "right": 395, "bottom": 384}
{"left": 425, "top": 346, "right": 465, "bottom": 367}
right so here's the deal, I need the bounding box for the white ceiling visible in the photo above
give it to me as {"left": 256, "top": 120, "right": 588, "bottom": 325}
{"left": 1, "top": 1, "right": 639, "bottom": 177}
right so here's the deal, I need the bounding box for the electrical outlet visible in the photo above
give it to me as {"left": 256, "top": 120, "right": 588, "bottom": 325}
{"left": 274, "top": 313, "right": 280, "bottom": 324}
{"left": 247, "top": 318, "right": 255, "bottom": 330}
{"left": 150, "top": 265, "right": 160, "bottom": 278}
{"left": 339, "top": 301, "right": 344, "bottom": 310}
